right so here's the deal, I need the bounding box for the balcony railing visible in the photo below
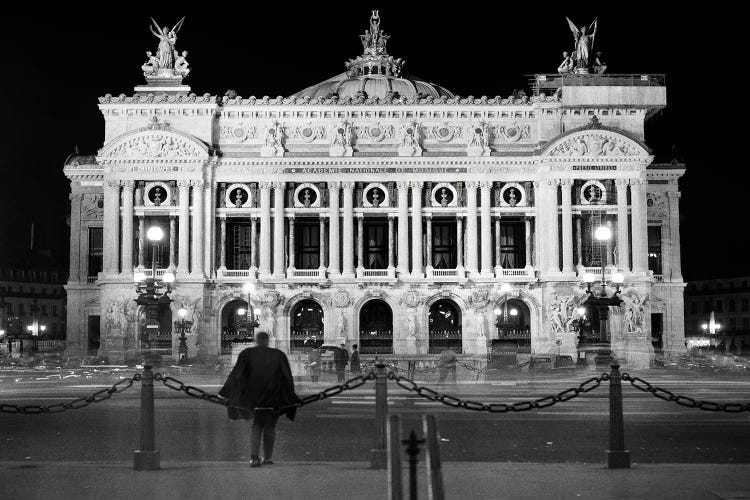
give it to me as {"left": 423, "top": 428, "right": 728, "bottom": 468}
{"left": 498, "top": 268, "right": 535, "bottom": 280}
{"left": 142, "top": 268, "right": 167, "bottom": 278}
{"left": 218, "top": 269, "right": 256, "bottom": 279}
{"left": 289, "top": 268, "right": 325, "bottom": 280}
{"left": 357, "top": 268, "right": 396, "bottom": 280}
{"left": 579, "top": 267, "right": 612, "bottom": 278}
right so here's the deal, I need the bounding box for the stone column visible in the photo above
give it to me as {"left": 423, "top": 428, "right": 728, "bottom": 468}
{"left": 525, "top": 217, "right": 533, "bottom": 269}
{"left": 356, "top": 215, "right": 364, "bottom": 273}
{"left": 397, "top": 181, "right": 409, "bottom": 277}
{"left": 668, "top": 190, "right": 683, "bottom": 281}
{"left": 68, "top": 194, "right": 82, "bottom": 282}
{"left": 425, "top": 215, "right": 433, "bottom": 273}
{"left": 177, "top": 181, "right": 190, "bottom": 276}
{"left": 342, "top": 182, "right": 355, "bottom": 278}
{"left": 138, "top": 217, "right": 146, "bottom": 268}
{"left": 410, "top": 181, "right": 423, "bottom": 278}
{"left": 191, "top": 180, "right": 205, "bottom": 278}
{"left": 465, "top": 181, "right": 479, "bottom": 276}
{"left": 575, "top": 215, "right": 583, "bottom": 271}
{"left": 319, "top": 216, "right": 327, "bottom": 272}
{"left": 135, "top": 182, "right": 144, "bottom": 207}
{"left": 120, "top": 181, "right": 135, "bottom": 276}
{"left": 387, "top": 215, "right": 395, "bottom": 270}
{"left": 219, "top": 217, "right": 227, "bottom": 270}
{"left": 480, "top": 181, "right": 493, "bottom": 277}
{"left": 456, "top": 215, "right": 464, "bottom": 272}
{"left": 615, "top": 179, "right": 630, "bottom": 272}
{"left": 204, "top": 177, "right": 215, "bottom": 278}
{"left": 494, "top": 216, "right": 502, "bottom": 273}
{"left": 630, "top": 178, "right": 648, "bottom": 274}
{"left": 560, "top": 179, "right": 574, "bottom": 274}
{"left": 103, "top": 180, "right": 120, "bottom": 275}
{"left": 250, "top": 216, "right": 258, "bottom": 270}
{"left": 168, "top": 216, "right": 176, "bottom": 270}
{"left": 547, "top": 180, "right": 560, "bottom": 274}
{"left": 272, "top": 182, "right": 286, "bottom": 278}
{"left": 328, "top": 182, "right": 340, "bottom": 276}
{"left": 259, "top": 182, "right": 272, "bottom": 277}
{"left": 287, "top": 217, "right": 296, "bottom": 273}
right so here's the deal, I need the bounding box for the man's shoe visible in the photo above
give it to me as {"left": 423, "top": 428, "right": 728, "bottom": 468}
{"left": 262, "top": 459, "right": 274, "bottom": 465}
{"left": 250, "top": 459, "right": 261, "bottom": 468}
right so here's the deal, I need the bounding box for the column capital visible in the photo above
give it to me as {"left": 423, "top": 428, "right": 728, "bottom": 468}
{"left": 532, "top": 180, "right": 540, "bottom": 189}
{"left": 666, "top": 190, "right": 681, "bottom": 199}
{"left": 628, "top": 177, "right": 646, "bottom": 187}
{"left": 121, "top": 180, "right": 135, "bottom": 189}
{"left": 327, "top": 181, "right": 341, "bottom": 190}
{"left": 190, "top": 179, "right": 205, "bottom": 188}
{"left": 259, "top": 181, "right": 273, "bottom": 190}
{"left": 614, "top": 178, "right": 629, "bottom": 188}
{"left": 272, "top": 181, "right": 286, "bottom": 190}
{"left": 177, "top": 179, "right": 191, "bottom": 188}
{"left": 409, "top": 180, "right": 424, "bottom": 189}
{"left": 559, "top": 178, "right": 573, "bottom": 188}
{"left": 547, "top": 178, "right": 560, "bottom": 187}
{"left": 479, "top": 180, "right": 493, "bottom": 190}
{"left": 106, "top": 180, "right": 120, "bottom": 189}
{"left": 387, "top": 214, "right": 395, "bottom": 221}
{"left": 397, "top": 181, "right": 409, "bottom": 190}
{"left": 465, "top": 180, "right": 479, "bottom": 189}
{"left": 425, "top": 213, "right": 432, "bottom": 220}
{"left": 342, "top": 181, "right": 355, "bottom": 190}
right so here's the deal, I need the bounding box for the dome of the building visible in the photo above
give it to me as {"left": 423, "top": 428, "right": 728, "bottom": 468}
{"left": 291, "top": 11, "right": 454, "bottom": 101}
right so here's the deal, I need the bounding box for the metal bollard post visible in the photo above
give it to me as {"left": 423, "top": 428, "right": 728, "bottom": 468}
{"left": 606, "top": 362, "right": 630, "bottom": 468}
{"left": 387, "top": 414, "right": 403, "bottom": 500}
{"left": 402, "top": 430, "right": 425, "bottom": 500}
{"left": 133, "top": 365, "right": 160, "bottom": 470}
{"left": 370, "top": 360, "right": 388, "bottom": 469}
{"left": 423, "top": 414, "right": 445, "bottom": 500}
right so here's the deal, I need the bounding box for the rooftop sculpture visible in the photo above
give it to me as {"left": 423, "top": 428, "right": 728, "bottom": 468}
{"left": 141, "top": 17, "right": 190, "bottom": 85}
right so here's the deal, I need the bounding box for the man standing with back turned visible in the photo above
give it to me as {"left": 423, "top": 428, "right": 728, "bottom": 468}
{"left": 219, "top": 331, "right": 299, "bottom": 468}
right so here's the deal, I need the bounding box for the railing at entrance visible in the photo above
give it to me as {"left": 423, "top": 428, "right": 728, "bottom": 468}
{"left": 428, "top": 330, "right": 462, "bottom": 354}
{"left": 290, "top": 329, "right": 324, "bottom": 353}
{"left": 359, "top": 329, "right": 394, "bottom": 354}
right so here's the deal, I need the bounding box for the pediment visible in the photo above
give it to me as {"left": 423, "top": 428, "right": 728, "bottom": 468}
{"left": 98, "top": 128, "right": 209, "bottom": 161}
{"left": 542, "top": 126, "right": 649, "bottom": 159}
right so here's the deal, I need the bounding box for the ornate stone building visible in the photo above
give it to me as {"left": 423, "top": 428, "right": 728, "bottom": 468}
{"left": 63, "top": 13, "right": 685, "bottom": 367}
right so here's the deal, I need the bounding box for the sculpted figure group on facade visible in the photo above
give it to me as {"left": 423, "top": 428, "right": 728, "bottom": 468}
{"left": 142, "top": 17, "right": 190, "bottom": 79}
{"left": 557, "top": 17, "right": 607, "bottom": 75}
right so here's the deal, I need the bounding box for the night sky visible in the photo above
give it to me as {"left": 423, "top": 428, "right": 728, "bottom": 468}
{"left": 0, "top": 7, "right": 743, "bottom": 280}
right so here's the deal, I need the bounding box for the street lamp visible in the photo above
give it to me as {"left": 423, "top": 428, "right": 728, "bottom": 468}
{"left": 495, "top": 283, "right": 516, "bottom": 337}
{"left": 581, "top": 225, "right": 623, "bottom": 365}
{"left": 135, "top": 225, "right": 174, "bottom": 351}
{"left": 174, "top": 307, "right": 192, "bottom": 365}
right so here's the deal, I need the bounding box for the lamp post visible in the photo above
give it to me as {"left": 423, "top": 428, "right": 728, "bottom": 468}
{"left": 135, "top": 226, "right": 174, "bottom": 352}
{"left": 494, "top": 283, "right": 514, "bottom": 334}
{"left": 174, "top": 307, "right": 192, "bottom": 364}
{"left": 581, "top": 225, "right": 624, "bottom": 366}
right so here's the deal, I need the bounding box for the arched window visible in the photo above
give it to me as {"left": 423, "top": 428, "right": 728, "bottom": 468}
{"left": 493, "top": 299, "right": 531, "bottom": 353}
{"left": 220, "top": 299, "right": 258, "bottom": 354}
{"left": 428, "top": 300, "right": 462, "bottom": 354}
{"left": 291, "top": 300, "right": 324, "bottom": 353}
{"left": 359, "top": 300, "right": 393, "bottom": 354}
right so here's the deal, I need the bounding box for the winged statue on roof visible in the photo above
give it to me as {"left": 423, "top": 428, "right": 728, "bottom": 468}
{"left": 566, "top": 17, "right": 598, "bottom": 71}
{"left": 149, "top": 17, "right": 185, "bottom": 70}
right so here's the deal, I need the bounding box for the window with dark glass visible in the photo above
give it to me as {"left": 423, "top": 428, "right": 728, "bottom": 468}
{"left": 690, "top": 302, "right": 697, "bottom": 314}
{"left": 228, "top": 222, "right": 252, "bottom": 269}
{"left": 730, "top": 318, "right": 737, "bottom": 331}
{"left": 744, "top": 318, "right": 749, "bottom": 330}
{"left": 716, "top": 300, "right": 724, "bottom": 313}
{"left": 432, "top": 221, "right": 456, "bottom": 269}
{"left": 647, "top": 225, "right": 662, "bottom": 275}
{"left": 743, "top": 299, "right": 749, "bottom": 312}
{"left": 88, "top": 227, "right": 103, "bottom": 277}
{"left": 364, "top": 221, "right": 387, "bottom": 269}
{"left": 729, "top": 300, "right": 736, "bottom": 312}
{"left": 703, "top": 301, "right": 711, "bottom": 314}
{"left": 499, "top": 221, "right": 525, "bottom": 269}
{"left": 295, "top": 221, "right": 320, "bottom": 269}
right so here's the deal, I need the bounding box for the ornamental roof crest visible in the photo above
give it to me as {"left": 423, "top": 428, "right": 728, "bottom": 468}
{"left": 98, "top": 124, "right": 209, "bottom": 161}
{"left": 346, "top": 11, "right": 404, "bottom": 78}
{"left": 543, "top": 119, "right": 649, "bottom": 159}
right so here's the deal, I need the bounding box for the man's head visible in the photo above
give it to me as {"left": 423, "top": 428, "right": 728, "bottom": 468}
{"left": 352, "top": 344, "right": 358, "bottom": 350}
{"left": 256, "top": 331, "right": 270, "bottom": 347}
{"left": 340, "top": 343, "right": 346, "bottom": 349}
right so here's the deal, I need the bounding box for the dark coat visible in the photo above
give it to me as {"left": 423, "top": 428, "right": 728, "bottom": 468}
{"left": 219, "top": 345, "right": 299, "bottom": 421}
{"left": 334, "top": 347, "right": 349, "bottom": 370}
{"left": 350, "top": 350, "right": 360, "bottom": 371}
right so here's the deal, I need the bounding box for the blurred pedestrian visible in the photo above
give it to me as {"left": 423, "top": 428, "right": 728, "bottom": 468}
{"left": 308, "top": 346, "right": 321, "bottom": 383}
{"left": 334, "top": 343, "right": 349, "bottom": 383}
{"left": 350, "top": 344, "right": 361, "bottom": 376}
{"left": 437, "top": 347, "right": 457, "bottom": 386}
{"left": 219, "top": 331, "right": 299, "bottom": 468}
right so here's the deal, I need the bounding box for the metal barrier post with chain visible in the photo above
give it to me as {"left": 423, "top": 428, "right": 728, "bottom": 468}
{"left": 388, "top": 414, "right": 403, "bottom": 500}
{"left": 133, "top": 365, "right": 160, "bottom": 471}
{"left": 607, "top": 363, "right": 630, "bottom": 468}
{"left": 371, "top": 360, "right": 389, "bottom": 469}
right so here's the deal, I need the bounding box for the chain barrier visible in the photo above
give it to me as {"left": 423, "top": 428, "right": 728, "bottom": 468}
{"left": 153, "top": 371, "right": 377, "bottom": 411}
{"left": 0, "top": 374, "right": 142, "bottom": 415}
{"left": 621, "top": 372, "right": 750, "bottom": 413}
{"left": 387, "top": 371, "right": 610, "bottom": 412}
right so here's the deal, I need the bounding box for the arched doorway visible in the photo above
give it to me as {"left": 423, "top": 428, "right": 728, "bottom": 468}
{"left": 494, "top": 299, "right": 531, "bottom": 353}
{"left": 220, "top": 299, "right": 257, "bottom": 354}
{"left": 359, "top": 300, "right": 393, "bottom": 354}
{"left": 577, "top": 302, "right": 601, "bottom": 346}
{"left": 291, "top": 299, "right": 324, "bottom": 353}
{"left": 428, "top": 300, "right": 462, "bottom": 354}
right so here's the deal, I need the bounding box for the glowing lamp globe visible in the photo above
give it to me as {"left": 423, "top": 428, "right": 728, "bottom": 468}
{"left": 178, "top": 308, "right": 187, "bottom": 319}
{"left": 162, "top": 272, "right": 175, "bottom": 283}
{"left": 237, "top": 308, "right": 247, "bottom": 316}
{"left": 500, "top": 283, "right": 511, "bottom": 293}
{"left": 146, "top": 226, "right": 164, "bottom": 242}
{"left": 582, "top": 272, "right": 596, "bottom": 284}
{"left": 493, "top": 308, "right": 501, "bottom": 316}
{"left": 594, "top": 226, "right": 612, "bottom": 241}
{"left": 577, "top": 306, "right": 586, "bottom": 316}
{"left": 612, "top": 272, "right": 625, "bottom": 284}
{"left": 510, "top": 308, "right": 518, "bottom": 316}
